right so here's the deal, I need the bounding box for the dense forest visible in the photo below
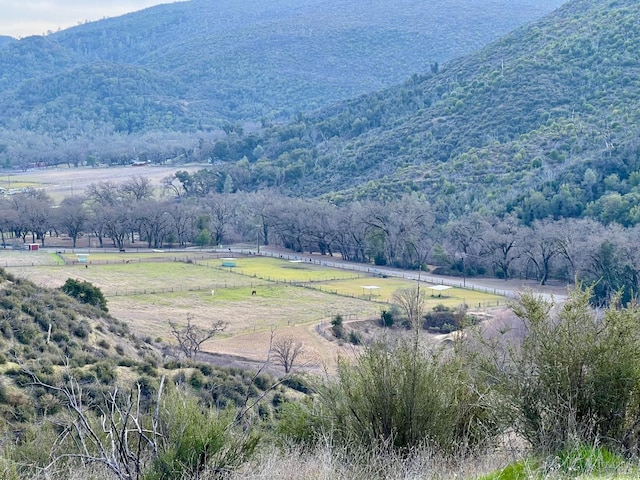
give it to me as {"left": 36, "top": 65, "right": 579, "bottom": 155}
{"left": 0, "top": 0, "right": 564, "bottom": 170}
{"left": 196, "top": 0, "right": 640, "bottom": 219}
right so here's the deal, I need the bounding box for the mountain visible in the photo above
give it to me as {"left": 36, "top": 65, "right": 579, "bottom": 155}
{"left": 0, "top": 0, "right": 565, "bottom": 135}
{"left": 211, "top": 0, "right": 640, "bottom": 220}
{"left": 0, "top": 36, "right": 13, "bottom": 48}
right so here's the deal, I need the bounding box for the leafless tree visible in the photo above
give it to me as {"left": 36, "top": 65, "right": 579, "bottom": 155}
{"left": 205, "top": 193, "right": 237, "bottom": 245}
{"left": 272, "top": 336, "right": 306, "bottom": 373}
{"left": 392, "top": 286, "right": 426, "bottom": 332}
{"left": 25, "top": 366, "right": 165, "bottom": 480}
{"left": 169, "top": 315, "right": 227, "bottom": 360}
{"left": 121, "top": 176, "right": 154, "bottom": 202}
{"left": 519, "top": 219, "right": 564, "bottom": 285}
{"left": 481, "top": 214, "right": 523, "bottom": 280}
{"left": 55, "top": 196, "right": 88, "bottom": 248}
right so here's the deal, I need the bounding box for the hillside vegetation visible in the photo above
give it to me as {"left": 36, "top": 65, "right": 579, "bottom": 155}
{"left": 206, "top": 0, "right": 640, "bottom": 219}
{"left": 3, "top": 267, "right": 640, "bottom": 478}
{"left": 0, "top": 0, "right": 563, "bottom": 138}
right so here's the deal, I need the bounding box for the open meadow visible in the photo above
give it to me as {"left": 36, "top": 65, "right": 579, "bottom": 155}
{"left": 0, "top": 164, "right": 204, "bottom": 201}
{"left": 3, "top": 249, "right": 505, "bottom": 367}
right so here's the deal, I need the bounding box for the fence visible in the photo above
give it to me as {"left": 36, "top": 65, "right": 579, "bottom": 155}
{"left": 217, "top": 247, "right": 517, "bottom": 299}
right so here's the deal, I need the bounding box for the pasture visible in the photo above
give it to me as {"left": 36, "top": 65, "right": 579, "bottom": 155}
{"left": 4, "top": 250, "right": 504, "bottom": 366}
{"left": 2, "top": 164, "right": 204, "bottom": 201}
{"left": 202, "top": 256, "right": 362, "bottom": 283}
{"left": 312, "top": 277, "right": 505, "bottom": 309}
{"left": 0, "top": 250, "right": 62, "bottom": 267}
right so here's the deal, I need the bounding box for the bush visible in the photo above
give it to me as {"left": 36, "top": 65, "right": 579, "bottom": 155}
{"left": 72, "top": 321, "right": 91, "bottom": 339}
{"left": 189, "top": 371, "right": 205, "bottom": 389}
{"left": 275, "top": 399, "right": 326, "bottom": 447}
{"left": 319, "top": 338, "right": 498, "bottom": 454}
{"left": 281, "top": 375, "right": 312, "bottom": 394}
{"left": 348, "top": 330, "right": 362, "bottom": 345}
{"left": 92, "top": 362, "right": 116, "bottom": 385}
{"left": 380, "top": 309, "right": 394, "bottom": 327}
{"left": 485, "top": 285, "right": 640, "bottom": 454}
{"left": 331, "top": 314, "right": 345, "bottom": 339}
{"left": 61, "top": 278, "right": 108, "bottom": 312}
{"left": 146, "top": 389, "right": 259, "bottom": 479}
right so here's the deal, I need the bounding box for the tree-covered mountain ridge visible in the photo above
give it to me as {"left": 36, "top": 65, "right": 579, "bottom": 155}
{"left": 221, "top": 0, "right": 639, "bottom": 222}
{"left": 0, "top": 0, "right": 564, "bottom": 134}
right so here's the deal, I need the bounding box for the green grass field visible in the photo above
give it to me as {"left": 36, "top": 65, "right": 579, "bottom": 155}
{"left": 5, "top": 251, "right": 507, "bottom": 361}
{"left": 202, "top": 256, "right": 362, "bottom": 283}
{"left": 6, "top": 260, "right": 265, "bottom": 295}
{"left": 311, "top": 277, "right": 504, "bottom": 309}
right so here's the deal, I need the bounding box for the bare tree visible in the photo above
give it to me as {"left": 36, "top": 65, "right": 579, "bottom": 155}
{"left": 272, "top": 336, "right": 306, "bottom": 373}
{"left": 392, "top": 286, "right": 426, "bottom": 332}
{"left": 205, "top": 193, "right": 237, "bottom": 245}
{"left": 121, "top": 176, "right": 154, "bottom": 202}
{"left": 55, "top": 196, "right": 88, "bottom": 248}
{"left": 25, "top": 366, "right": 165, "bottom": 480}
{"left": 169, "top": 315, "right": 227, "bottom": 360}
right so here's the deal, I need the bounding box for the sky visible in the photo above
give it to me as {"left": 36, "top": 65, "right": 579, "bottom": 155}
{"left": 0, "top": 1, "right": 174, "bottom": 38}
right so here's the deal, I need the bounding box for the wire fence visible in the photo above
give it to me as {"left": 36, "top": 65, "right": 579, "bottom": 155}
{"left": 190, "top": 260, "right": 363, "bottom": 285}
{"left": 224, "top": 248, "right": 516, "bottom": 299}
{"left": 3, "top": 246, "right": 512, "bottom": 305}
{"left": 106, "top": 281, "right": 265, "bottom": 297}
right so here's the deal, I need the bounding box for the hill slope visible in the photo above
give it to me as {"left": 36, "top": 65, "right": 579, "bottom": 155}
{"left": 0, "top": 0, "right": 565, "bottom": 134}
{"left": 212, "top": 0, "right": 640, "bottom": 218}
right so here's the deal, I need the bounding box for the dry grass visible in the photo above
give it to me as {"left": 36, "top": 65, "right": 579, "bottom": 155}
{"left": 2, "top": 164, "right": 203, "bottom": 201}
{"left": 0, "top": 251, "right": 62, "bottom": 267}
{"left": 6, "top": 260, "right": 262, "bottom": 295}
{"left": 107, "top": 284, "right": 379, "bottom": 344}
{"left": 5, "top": 252, "right": 504, "bottom": 368}
{"left": 229, "top": 441, "right": 526, "bottom": 480}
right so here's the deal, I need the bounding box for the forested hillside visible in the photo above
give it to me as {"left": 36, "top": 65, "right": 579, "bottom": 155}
{"left": 207, "top": 0, "right": 639, "bottom": 223}
{"left": 0, "top": 0, "right": 563, "bottom": 138}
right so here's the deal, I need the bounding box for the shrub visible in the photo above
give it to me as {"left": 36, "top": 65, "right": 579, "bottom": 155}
{"left": 61, "top": 278, "right": 108, "bottom": 312}
{"left": 275, "top": 399, "right": 326, "bottom": 447}
{"left": 253, "top": 373, "right": 273, "bottom": 391}
{"left": 380, "top": 309, "right": 394, "bottom": 327}
{"left": 282, "top": 375, "right": 312, "bottom": 394}
{"left": 72, "top": 321, "right": 90, "bottom": 339}
{"left": 189, "top": 371, "right": 205, "bottom": 389}
{"left": 485, "top": 285, "right": 640, "bottom": 454}
{"left": 319, "top": 337, "right": 499, "bottom": 454}
{"left": 92, "top": 362, "right": 116, "bottom": 385}
{"left": 146, "top": 389, "right": 259, "bottom": 479}
{"left": 331, "top": 314, "right": 345, "bottom": 339}
{"left": 138, "top": 363, "right": 158, "bottom": 377}
{"left": 348, "top": 330, "right": 362, "bottom": 345}
{"left": 13, "top": 323, "right": 38, "bottom": 345}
